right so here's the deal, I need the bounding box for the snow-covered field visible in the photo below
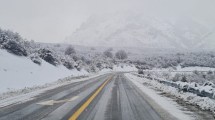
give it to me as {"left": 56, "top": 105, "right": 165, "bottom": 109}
{"left": 126, "top": 73, "right": 215, "bottom": 118}
{"left": 175, "top": 65, "right": 215, "bottom": 72}
{"left": 125, "top": 73, "right": 193, "bottom": 120}
{"left": 151, "top": 65, "right": 215, "bottom": 72}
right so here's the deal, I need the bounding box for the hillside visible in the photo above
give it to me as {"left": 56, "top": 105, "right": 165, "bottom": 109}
{"left": 0, "top": 49, "right": 89, "bottom": 93}
{"left": 0, "top": 27, "right": 137, "bottom": 93}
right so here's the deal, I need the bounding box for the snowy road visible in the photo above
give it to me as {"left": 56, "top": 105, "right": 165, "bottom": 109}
{"left": 0, "top": 73, "right": 163, "bottom": 120}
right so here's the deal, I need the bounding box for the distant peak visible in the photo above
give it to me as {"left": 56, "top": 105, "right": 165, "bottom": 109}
{"left": 66, "top": 12, "right": 212, "bottom": 50}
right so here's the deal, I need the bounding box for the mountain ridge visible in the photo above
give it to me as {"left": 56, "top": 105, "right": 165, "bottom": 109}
{"left": 65, "top": 12, "right": 214, "bottom": 50}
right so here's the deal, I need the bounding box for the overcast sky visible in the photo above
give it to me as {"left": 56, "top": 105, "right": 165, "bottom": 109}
{"left": 0, "top": 0, "right": 214, "bottom": 43}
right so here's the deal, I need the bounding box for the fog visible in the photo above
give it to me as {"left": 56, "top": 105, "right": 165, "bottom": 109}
{"left": 0, "top": 0, "right": 214, "bottom": 44}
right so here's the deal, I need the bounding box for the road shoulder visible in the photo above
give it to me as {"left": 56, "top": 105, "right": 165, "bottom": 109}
{"left": 125, "top": 73, "right": 192, "bottom": 120}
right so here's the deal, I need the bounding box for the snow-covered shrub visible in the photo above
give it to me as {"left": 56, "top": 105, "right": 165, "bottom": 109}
{"left": 162, "top": 72, "right": 171, "bottom": 80}
{"left": 172, "top": 73, "right": 182, "bottom": 82}
{"left": 115, "top": 50, "right": 128, "bottom": 60}
{"left": 38, "top": 48, "right": 59, "bottom": 66}
{"left": 133, "top": 51, "right": 215, "bottom": 69}
{"left": 0, "top": 27, "right": 133, "bottom": 73}
{"left": 62, "top": 61, "right": 74, "bottom": 70}
{"left": 65, "top": 46, "right": 76, "bottom": 55}
{"left": 88, "top": 64, "right": 99, "bottom": 73}
{"left": 0, "top": 29, "right": 27, "bottom": 56}
{"left": 72, "top": 55, "right": 80, "bottom": 62}
{"left": 30, "top": 53, "right": 42, "bottom": 65}
{"left": 171, "top": 71, "right": 215, "bottom": 85}
{"left": 138, "top": 69, "right": 144, "bottom": 74}
{"left": 103, "top": 48, "right": 113, "bottom": 58}
{"left": 96, "top": 62, "right": 102, "bottom": 69}
{"left": 81, "top": 56, "right": 88, "bottom": 63}
{"left": 181, "top": 76, "right": 188, "bottom": 82}
{"left": 23, "top": 40, "right": 41, "bottom": 54}
{"left": 203, "top": 81, "right": 215, "bottom": 87}
{"left": 128, "top": 73, "right": 215, "bottom": 114}
{"left": 1, "top": 40, "right": 27, "bottom": 56}
{"left": 61, "top": 58, "right": 74, "bottom": 70}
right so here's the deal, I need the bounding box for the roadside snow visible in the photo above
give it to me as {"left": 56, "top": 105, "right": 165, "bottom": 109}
{"left": 176, "top": 65, "right": 215, "bottom": 72}
{"left": 100, "top": 64, "right": 137, "bottom": 73}
{"left": 125, "top": 73, "right": 193, "bottom": 120}
{"left": 0, "top": 50, "right": 89, "bottom": 94}
{"left": 0, "top": 72, "right": 108, "bottom": 108}
{"left": 152, "top": 65, "right": 215, "bottom": 72}
{"left": 0, "top": 49, "right": 137, "bottom": 108}
{"left": 132, "top": 73, "right": 215, "bottom": 114}
{"left": 113, "top": 64, "right": 137, "bottom": 71}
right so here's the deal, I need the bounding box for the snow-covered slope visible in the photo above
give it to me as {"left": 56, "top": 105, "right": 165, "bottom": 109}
{"left": 198, "top": 32, "right": 215, "bottom": 49}
{"left": 66, "top": 12, "right": 212, "bottom": 50}
{"left": 0, "top": 50, "right": 88, "bottom": 93}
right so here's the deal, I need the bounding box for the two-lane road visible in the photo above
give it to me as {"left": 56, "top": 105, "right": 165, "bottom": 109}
{"left": 0, "top": 73, "right": 162, "bottom": 120}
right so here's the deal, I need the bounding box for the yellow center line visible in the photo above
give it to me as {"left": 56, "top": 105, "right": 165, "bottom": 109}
{"left": 68, "top": 76, "right": 113, "bottom": 120}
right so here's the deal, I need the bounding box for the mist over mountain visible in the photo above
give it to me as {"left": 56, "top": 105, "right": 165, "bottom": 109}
{"left": 66, "top": 12, "right": 214, "bottom": 50}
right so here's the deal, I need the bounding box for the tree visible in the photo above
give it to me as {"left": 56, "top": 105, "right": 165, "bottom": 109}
{"left": 38, "top": 48, "right": 59, "bottom": 66}
{"left": 181, "top": 76, "right": 188, "bottom": 82}
{"left": 54, "top": 44, "right": 61, "bottom": 47}
{"left": 193, "top": 70, "right": 199, "bottom": 75}
{"left": 30, "top": 53, "right": 42, "bottom": 65}
{"left": 65, "top": 46, "right": 76, "bottom": 55}
{"left": 61, "top": 58, "right": 74, "bottom": 70}
{"left": 207, "top": 70, "right": 213, "bottom": 75}
{"left": 115, "top": 50, "right": 128, "bottom": 60}
{"left": 72, "top": 55, "right": 80, "bottom": 62}
{"left": 0, "top": 29, "right": 28, "bottom": 56}
{"left": 90, "top": 47, "right": 95, "bottom": 51}
{"left": 162, "top": 72, "right": 171, "bottom": 79}
{"left": 2, "top": 40, "right": 28, "bottom": 56}
{"left": 103, "top": 49, "right": 113, "bottom": 58}
{"left": 172, "top": 73, "right": 182, "bottom": 82}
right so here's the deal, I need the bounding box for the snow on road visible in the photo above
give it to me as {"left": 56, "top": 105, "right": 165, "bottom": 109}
{"left": 125, "top": 73, "right": 193, "bottom": 120}
{"left": 0, "top": 72, "right": 109, "bottom": 108}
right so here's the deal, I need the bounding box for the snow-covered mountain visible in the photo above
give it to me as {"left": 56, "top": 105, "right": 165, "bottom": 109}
{"left": 196, "top": 31, "right": 215, "bottom": 49}
{"left": 66, "top": 12, "right": 213, "bottom": 50}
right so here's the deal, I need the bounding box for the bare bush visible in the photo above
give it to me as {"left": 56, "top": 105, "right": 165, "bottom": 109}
{"left": 115, "top": 50, "right": 128, "bottom": 60}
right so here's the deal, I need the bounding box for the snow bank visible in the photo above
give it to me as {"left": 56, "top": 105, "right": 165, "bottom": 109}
{"left": 125, "top": 73, "right": 193, "bottom": 120}
{"left": 113, "top": 64, "right": 137, "bottom": 71}
{"left": 100, "top": 64, "right": 137, "bottom": 73}
{"left": 125, "top": 73, "right": 192, "bottom": 120}
{"left": 0, "top": 72, "right": 108, "bottom": 107}
{"left": 151, "top": 65, "right": 215, "bottom": 72}
{"left": 127, "top": 73, "right": 215, "bottom": 116}
{"left": 0, "top": 50, "right": 88, "bottom": 93}
{"left": 176, "top": 65, "right": 215, "bottom": 72}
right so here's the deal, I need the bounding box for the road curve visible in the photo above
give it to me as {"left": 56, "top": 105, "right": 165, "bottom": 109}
{"left": 0, "top": 73, "right": 162, "bottom": 120}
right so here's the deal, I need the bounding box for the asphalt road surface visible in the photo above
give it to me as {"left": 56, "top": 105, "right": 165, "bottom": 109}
{"left": 0, "top": 73, "right": 162, "bottom": 120}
